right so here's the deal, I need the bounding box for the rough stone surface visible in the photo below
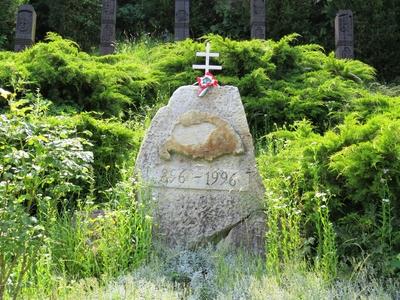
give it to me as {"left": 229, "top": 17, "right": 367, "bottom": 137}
{"left": 14, "top": 4, "right": 36, "bottom": 52}
{"left": 335, "top": 10, "right": 354, "bottom": 59}
{"left": 175, "top": 0, "right": 190, "bottom": 41}
{"left": 250, "top": 0, "right": 266, "bottom": 40}
{"left": 136, "top": 86, "right": 265, "bottom": 253}
{"left": 100, "top": 0, "right": 117, "bottom": 55}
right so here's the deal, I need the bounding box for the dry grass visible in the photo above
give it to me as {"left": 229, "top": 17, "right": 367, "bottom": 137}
{"left": 47, "top": 246, "right": 399, "bottom": 300}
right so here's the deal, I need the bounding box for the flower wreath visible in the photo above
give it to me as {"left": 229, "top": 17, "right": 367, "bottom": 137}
{"left": 196, "top": 71, "right": 219, "bottom": 97}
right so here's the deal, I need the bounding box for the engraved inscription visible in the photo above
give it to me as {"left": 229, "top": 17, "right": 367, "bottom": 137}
{"left": 135, "top": 86, "right": 265, "bottom": 251}
{"left": 335, "top": 10, "right": 354, "bottom": 59}
{"left": 17, "top": 12, "right": 31, "bottom": 33}
{"left": 100, "top": 0, "right": 116, "bottom": 55}
{"left": 254, "top": 26, "right": 264, "bottom": 38}
{"left": 341, "top": 47, "right": 352, "bottom": 58}
{"left": 150, "top": 166, "right": 249, "bottom": 191}
{"left": 103, "top": 0, "right": 115, "bottom": 15}
{"left": 15, "top": 5, "right": 36, "bottom": 52}
{"left": 251, "top": 0, "right": 265, "bottom": 39}
{"left": 176, "top": 10, "right": 188, "bottom": 22}
{"left": 253, "top": 1, "right": 265, "bottom": 15}
{"left": 174, "top": 0, "right": 190, "bottom": 40}
{"left": 101, "top": 23, "right": 114, "bottom": 41}
{"left": 339, "top": 15, "right": 350, "bottom": 32}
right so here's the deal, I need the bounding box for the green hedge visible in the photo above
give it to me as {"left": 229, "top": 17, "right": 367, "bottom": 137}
{"left": 0, "top": 34, "right": 159, "bottom": 118}
{"left": 0, "top": 34, "right": 376, "bottom": 137}
{"left": 43, "top": 113, "right": 144, "bottom": 199}
{"left": 258, "top": 93, "right": 400, "bottom": 275}
{"left": 15, "top": 0, "right": 399, "bottom": 81}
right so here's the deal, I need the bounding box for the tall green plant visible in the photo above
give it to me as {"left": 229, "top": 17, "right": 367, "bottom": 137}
{"left": 313, "top": 191, "right": 338, "bottom": 281}
{"left": 0, "top": 86, "right": 94, "bottom": 299}
{"left": 0, "top": 197, "right": 43, "bottom": 300}
{"left": 258, "top": 112, "right": 400, "bottom": 277}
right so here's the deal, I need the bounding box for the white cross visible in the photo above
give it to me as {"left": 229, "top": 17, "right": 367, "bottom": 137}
{"left": 192, "top": 42, "right": 222, "bottom": 74}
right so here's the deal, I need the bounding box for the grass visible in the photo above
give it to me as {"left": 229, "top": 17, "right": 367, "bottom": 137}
{"left": 19, "top": 245, "right": 399, "bottom": 300}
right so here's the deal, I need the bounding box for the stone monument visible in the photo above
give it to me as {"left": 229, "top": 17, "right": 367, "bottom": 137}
{"left": 175, "top": 0, "right": 190, "bottom": 41}
{"left": 100, "top": 0, "right": 117, "bottom": 55}
{"left": 335, "top": 10, "right": 354, "bottom": 59}
{"left": 136, "top": 44, "right": 265, "bottom": 254}
{"left": 14, "top": 4, "right": 37, "bottom": 52}
{"left": 250, "top": 0, "right": 266, "bottom": 40}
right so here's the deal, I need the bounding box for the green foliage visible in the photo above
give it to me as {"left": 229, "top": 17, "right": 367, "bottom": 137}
{"left": 265, "top": 0, "right": 400, "bottom": 81}
{"left": 45, "top": 184, "right": 152, "bottom": 281}
{"left": 0, "top": 87, "right": 152, "bottom": 298}
{"left": 0, "top": 34, "right": 376, "bottom": 138}
{"left": 207, "top": 34, "right": 375, "bottom": 136}
{"left": 0, "top": 88, "right": 93, "bottom": 300}
{"left": 258, "top": 100, "right": 400, "bottom": 276}
{"left": 0, "top": 198, "right": 43, "bottom": 300}
{"left": 17, "top": 0, "right": 400, "bottom": 81}
{"left": 0, "top": 0, "right": 27, "bottom": 50}
{"left": 117, "top": 0, "right": 174, "bottom": 39}
{"left": 31, "top": 0, "right": 101, "bottom": 51}
{"left": 0, "top": 88, "right": 94, "bottom": 215}
{"left": 0, "top": 33, "right": 159, "bottom": 118}
{"left": 120, "top": 34, "right": 375, "bottom": 136}
{"left": 20, "top": 183, "right": 152, "bottom": 298}
{"left": 43, "top": 113, "right": 145, "bottom": 201}
{"left": 39, "top": 247, "right": 398, "bottom": 299}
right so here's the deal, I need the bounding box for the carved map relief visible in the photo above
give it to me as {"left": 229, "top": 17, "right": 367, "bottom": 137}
{"left": 159, "top": 111, "right": 244, "bottom": 161}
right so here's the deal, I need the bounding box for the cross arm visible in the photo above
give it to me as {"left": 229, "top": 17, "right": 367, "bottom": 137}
{"left": 192, "top": 65, "right": 223, "bottom": 70}
{"left": 196, "top": 52, "right": 220, "bottom": 57}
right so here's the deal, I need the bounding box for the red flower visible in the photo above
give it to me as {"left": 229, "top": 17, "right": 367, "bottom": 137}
{"left": 197, "top": 71, "right": 218, "bottom": 88}
{"left": 196, "top": 72, "right": 219, "bottom": 96}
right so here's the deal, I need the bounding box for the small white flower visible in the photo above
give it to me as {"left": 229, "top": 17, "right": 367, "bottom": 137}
{"left": 0, "top": 88, "right": 12, "bottom": 99}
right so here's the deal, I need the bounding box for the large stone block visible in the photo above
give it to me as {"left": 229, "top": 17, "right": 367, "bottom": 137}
{"left": 136, "top": 86, "right": 265, "bottom": 253}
